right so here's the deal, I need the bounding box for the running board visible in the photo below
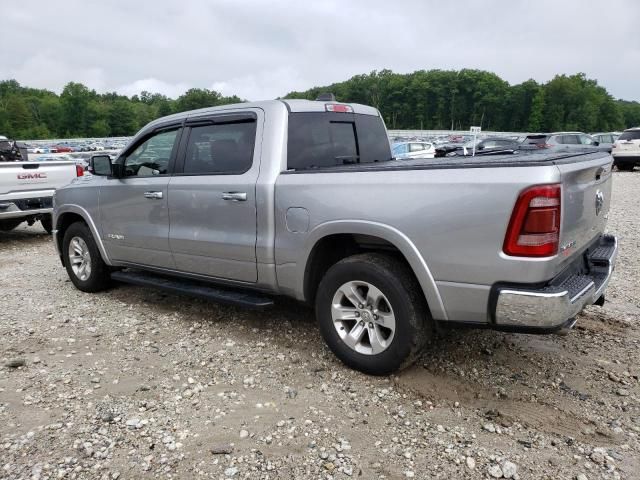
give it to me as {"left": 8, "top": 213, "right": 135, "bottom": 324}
{"left": 111, "top": 270, "right": 274, "bottom": 310}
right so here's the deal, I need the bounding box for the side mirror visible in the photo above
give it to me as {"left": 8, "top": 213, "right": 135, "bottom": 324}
{"left": 593, "top": 140, "right": 600, "bottom": 146}
{"left": 477, "top": 144, "right": 484, "bottom": 150}
{"left": 89, "top": 155, "right": 112, "bottom": 176}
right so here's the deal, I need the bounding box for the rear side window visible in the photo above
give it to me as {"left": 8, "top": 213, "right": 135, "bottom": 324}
{"left": 558, "top": 135, "right": 579, "bottom": 145}
{"left": 619, "top": 130, "right": 640, "bottom": 141}
{"left": 183, "top": 120, "right": 256, "bottom": 175}
{"left": 287, "top": 112, "right": 391, "bottom": 170}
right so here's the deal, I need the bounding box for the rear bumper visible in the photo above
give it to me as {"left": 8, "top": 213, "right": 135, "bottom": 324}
{"left": 0, "top": 196, "right": 53, "bottom": 219}
{"left": 493, "top": 234, "right": 617, "bottom": 331}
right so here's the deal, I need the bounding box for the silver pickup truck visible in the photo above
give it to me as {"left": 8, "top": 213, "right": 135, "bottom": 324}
{"left": 52, "top": 99, "right": 617, "bottom": 374}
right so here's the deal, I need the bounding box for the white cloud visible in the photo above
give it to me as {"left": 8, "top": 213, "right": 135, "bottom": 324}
{"left": 117, "top": 78, "right": 192, "bottom": 98}
{"left": 0, "top": 0, "right": 638, "bottom": 101}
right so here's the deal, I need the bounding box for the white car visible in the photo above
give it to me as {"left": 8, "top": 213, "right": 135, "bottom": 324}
{"left": 392, "top": 141, "right": 435, "bottom": 159}
{"left": 612, "top": 127, "right": 640, "bottom": 171}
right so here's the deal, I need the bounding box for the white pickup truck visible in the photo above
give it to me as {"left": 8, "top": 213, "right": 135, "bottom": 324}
{"left": 0, "top": 159, "right": 83, "bottom": 233}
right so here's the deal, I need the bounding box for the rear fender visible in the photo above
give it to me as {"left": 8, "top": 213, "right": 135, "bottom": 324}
{"left": 302, "top": 220, "right": 447, "bottom": 320}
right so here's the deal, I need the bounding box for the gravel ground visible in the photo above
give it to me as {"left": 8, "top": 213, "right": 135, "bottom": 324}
{"left": 1, "top": 171, "right": 639, "bottom": 480}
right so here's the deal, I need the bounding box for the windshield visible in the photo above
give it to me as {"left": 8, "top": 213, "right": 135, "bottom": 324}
{"left": 619, "top": 131, "right": 640, "bottom": 141}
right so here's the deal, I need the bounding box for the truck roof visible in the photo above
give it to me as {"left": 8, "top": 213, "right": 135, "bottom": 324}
{"left": 144, "top": 99, "right": 380, "bottom": 131}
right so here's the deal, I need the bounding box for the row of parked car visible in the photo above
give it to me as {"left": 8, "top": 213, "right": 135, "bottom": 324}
{"left": 25, "top": 139, "right": 130, "bottom": 154}
{"left": 391, "top": 128, "right": 640, "bottom": 171}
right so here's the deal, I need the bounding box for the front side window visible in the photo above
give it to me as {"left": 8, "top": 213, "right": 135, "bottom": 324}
{"left": 123, "top": 129, "right": 178, "bottom": 177}
{"left": 579, "top": 135, "right": 595, "bottom": 145}
{"left": 183, "top": 120, "right": 256, "bottom": 175}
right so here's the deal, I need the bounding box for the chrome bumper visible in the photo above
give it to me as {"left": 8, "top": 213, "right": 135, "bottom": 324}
{"left": 494, "top": 234, "right": 617, "bottom": 330}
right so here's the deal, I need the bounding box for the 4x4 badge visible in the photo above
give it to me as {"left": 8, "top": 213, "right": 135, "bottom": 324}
{"left": 595, "top": 190, "right": 604, "bottom": 216}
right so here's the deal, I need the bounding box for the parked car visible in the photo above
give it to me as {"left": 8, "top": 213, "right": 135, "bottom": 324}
{"left": 611, "top": 127, "right": 640, "bottom": 171}
{"left": 0, "top": 136, "right": 26, "bottom": 161}
{"left": 53, "top": 99, "right": 617, "bottom": 375}
{"left": 392, "top": 141, "right": 435, "bottom": 159}
{"left": 521, "top": 132, "right": 607, "bottom": 152}
{"left": 591, "top": 132, "right": 620, "bottom": 153}
{"left": 435, "top": 137, "right": 523, "bottom": 157}
{"left": 54, "top": 145, "right": 74, "bottom": 153}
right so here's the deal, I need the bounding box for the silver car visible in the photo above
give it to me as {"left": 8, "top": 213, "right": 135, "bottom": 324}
{"left": 392, "top": 141, "right": 435, "bottom": 159}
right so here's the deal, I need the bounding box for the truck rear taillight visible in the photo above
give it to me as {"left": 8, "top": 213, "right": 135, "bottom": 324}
{"left": 76, "top": 165, "right": 84, "bottom": 177}
{"left": 503, "top": 184, "right": 561, "bottom": 257}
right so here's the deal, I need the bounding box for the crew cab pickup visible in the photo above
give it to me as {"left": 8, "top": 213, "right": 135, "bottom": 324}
{"left": 1, "top": 159, "right": 83, "bottom": 233}
{"left": 52, "top": 99, "right": 617, "bottom": 374}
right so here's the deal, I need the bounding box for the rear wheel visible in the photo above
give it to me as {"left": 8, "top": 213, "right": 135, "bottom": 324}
{"left": 616, "top": 163, "right": 635, "bottom": 171}
{"left": 62, "top": 222, "right": 111, "bottom": 292}
{"left": 40, "top": 214, "right": 53, "bottom": 234}
{"left": 0, "top": 219, "right": 23, "bottom": 231}
{"left": 315, "top": 253, "right": 431, "bottom": 375}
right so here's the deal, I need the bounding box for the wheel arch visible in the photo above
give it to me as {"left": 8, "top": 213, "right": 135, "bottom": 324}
{"left": 301, "top": 220, "right": 447, "bottom": 320}
{"left": 55, "top": 205, "right": 111, "bottom": 265}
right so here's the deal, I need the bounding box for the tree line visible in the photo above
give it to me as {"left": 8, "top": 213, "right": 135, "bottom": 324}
{"left": 0, "top": 80, "right": 242, "bottom": 140}
{"left": 286, "top": 70, "right": 640, "bottom": 133}
{"left": 1, "top": 70, "right": 639, "bottom": 139}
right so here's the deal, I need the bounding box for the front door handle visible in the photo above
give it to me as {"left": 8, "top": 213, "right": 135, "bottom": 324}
{"left": 143, "top": 191, "right": 163, "bottom": 199}
{"left": 222, "top": 192, "right": 247, "bottom": 201}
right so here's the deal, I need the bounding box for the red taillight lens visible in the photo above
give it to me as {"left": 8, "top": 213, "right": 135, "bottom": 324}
{"left": 503, "top": 184, "right": 561, "bottom": 257}
{"left": 536, "top": 143, "right": 551, "bottom": 149}
{"left": 76, "top": 164, "right": 84, "bottom": 177}
{"left": 325, "top": 103, "right": 353, "bottom": 113}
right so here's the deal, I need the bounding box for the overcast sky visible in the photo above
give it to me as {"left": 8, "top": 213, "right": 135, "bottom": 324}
{"left": 1, "top": 0, "right": 638, "bottom": 101}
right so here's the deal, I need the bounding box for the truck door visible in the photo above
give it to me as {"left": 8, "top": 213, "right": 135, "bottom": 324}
{"left": 167, "top": 110, "right": 261, "bottom": 282}
{"left": 99, "top": 125, "right": 181, "bottom": 268}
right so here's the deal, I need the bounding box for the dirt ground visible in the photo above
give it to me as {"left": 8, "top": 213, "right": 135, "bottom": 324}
{"left": 1, "top": 172, "right": 638, "bottom": 480}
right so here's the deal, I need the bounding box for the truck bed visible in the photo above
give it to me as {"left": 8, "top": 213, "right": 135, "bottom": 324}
{"left": 275, "top": 149, "right": 613, "bottom": 323}
{"left": 283, "top": 151, "right": 611, "bottom": 173}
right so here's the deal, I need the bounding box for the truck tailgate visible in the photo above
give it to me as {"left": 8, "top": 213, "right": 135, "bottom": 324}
{"left": 0, "top": 161, "right": 77, "bottom": 196}
{"left": 557, "top": 154, "right": 613, "bottom": 266}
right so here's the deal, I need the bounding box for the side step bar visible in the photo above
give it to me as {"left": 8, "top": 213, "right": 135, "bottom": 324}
{"left": 111, "top": 270, "right": 274, "bottom": 310}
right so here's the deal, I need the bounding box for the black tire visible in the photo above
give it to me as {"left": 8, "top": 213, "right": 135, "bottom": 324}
{"left": 62, "top": 222, "right": 111, "bottom": 292}
{"left": 616, "top": 163, "right": 635, "bottom": 171}
{"left": 40, "top": 214, "right": 53, "bottom": 234}
{"left": 0, "top": 219, "right": 23, "bottom": 231}
{"left": 315, "top": 253, "right": 431, "bottom": 375}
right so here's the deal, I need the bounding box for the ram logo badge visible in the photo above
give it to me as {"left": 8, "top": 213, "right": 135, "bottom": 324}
{"left": 107, "top": 234, "right": 124, "bottom": 240}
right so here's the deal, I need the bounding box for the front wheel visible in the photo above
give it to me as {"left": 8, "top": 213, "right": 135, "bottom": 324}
{"left": 62, "top": 222, "right": 111, "bottom": 292}
{"left": 315, "top": 253, "right": 431, "bottom": 375}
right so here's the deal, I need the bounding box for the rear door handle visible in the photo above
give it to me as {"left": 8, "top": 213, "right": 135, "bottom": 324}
{"left": 143, "top": 191, "right": 163, "bottom": 199}
{"left": 222, "top": 192, "right": 247, "bottom": 201}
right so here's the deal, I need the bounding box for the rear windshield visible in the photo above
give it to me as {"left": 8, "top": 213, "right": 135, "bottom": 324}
{"left": 287, "top": 112, "right": 391, "bottom": 170}
{"left": 523, "top": 135, "right": 548, "bottom": 145}
{"left": 618, "top": 131, "right": 640, "bottom": 141}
